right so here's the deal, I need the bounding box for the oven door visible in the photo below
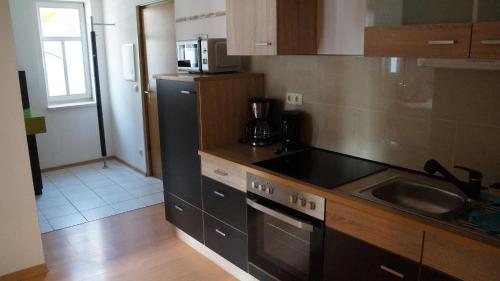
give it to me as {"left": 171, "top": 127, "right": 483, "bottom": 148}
{"left": 177, "top": 41, "right": 199, "bottom": 71}
{"left": 247, "top": 193, "right": 324, "bottom": 281}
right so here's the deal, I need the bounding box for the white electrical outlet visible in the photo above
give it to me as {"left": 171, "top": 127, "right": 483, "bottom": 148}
{"left": 286, "top": 92, "right": 303, "bottom": 105}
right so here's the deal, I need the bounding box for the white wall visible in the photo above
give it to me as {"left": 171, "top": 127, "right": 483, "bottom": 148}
{"left": 175, "top": 0, "right": 227, "bottom": 40}
{"left": 9, "top": 0, "right": 113, "bottom": 169}
{"left": 101, "top": 0, "right": 149, "bottom": 172}
{"left": 0, "top": 1, "right": 45, "bottom": 276}
{"left": 101, "top": 0, "right": 227, "bottom": 172}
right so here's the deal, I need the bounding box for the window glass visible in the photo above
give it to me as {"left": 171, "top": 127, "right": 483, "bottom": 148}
{"left": 65, "top": 41, "right": 86, "bottom": 95}
{"left": 40, "top": 7, "right": 81, "bottom": 37}
{"left": 43, "top": 41, "right": 67, "bottom": 97}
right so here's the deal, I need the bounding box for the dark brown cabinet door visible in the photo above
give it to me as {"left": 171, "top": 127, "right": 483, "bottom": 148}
{"left": 164, "top": 192, "right": 203, "bottom": 243}
{"left": 203, "top": 213, "right": 248, "bottom": 271}
{"left": 157, "top": 80, "right": 202, "bottom": 208}
{"left": 324, "top": 228, "right": 419, "bottom": 281}
{"left": 202, "top": 176, "right": 247, "bottom": 233}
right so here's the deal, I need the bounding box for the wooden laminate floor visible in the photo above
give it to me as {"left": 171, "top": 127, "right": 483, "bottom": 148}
{"left": 26, "top": 204, "right": 236, "bottom": 281}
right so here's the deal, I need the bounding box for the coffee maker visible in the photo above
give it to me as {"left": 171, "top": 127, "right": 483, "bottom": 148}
{"left": 278, "top": 110, "right": 302, "bottom": 153}
{"left": 245, "top": 98, "right": 274, "bottom": 146}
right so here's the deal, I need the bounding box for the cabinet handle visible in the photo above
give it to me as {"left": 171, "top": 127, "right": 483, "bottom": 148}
{"left": 174, "top": 205, "right": 184, "bottom": 212}
{"left": 380, "top": 265, "right": 404, "bottom": 279}
{"left": 481, "top": 40, "right": 500, "bottom": 45}
{"left": 214, "top": 169, "right": 228, "bottom": 176}
{"left": 427, "top": 40, "right": 455, "bottom": 45}
{"left": 180, "top": 90, "right": 194, "bottom": 95}
{"left": 215, "top": 229, "right": 228, "bottom": 237}
{"left": 255, "top": 42, "right": 272, "bottom": 46}
{"left": 213, "top": 190, "right": 225, "bottom": 198}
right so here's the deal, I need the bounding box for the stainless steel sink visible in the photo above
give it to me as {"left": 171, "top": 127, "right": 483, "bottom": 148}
{"left": 353, "top": 177, "right": 470, "bottom": 221}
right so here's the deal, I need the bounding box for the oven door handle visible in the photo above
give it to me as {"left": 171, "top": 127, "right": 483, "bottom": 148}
{"left": 247, "top": 199, "right": 314, "bottom": 232}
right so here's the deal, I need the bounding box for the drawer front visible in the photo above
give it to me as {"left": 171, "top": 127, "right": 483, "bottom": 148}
{"left": 201, "top": 157, "right": 246, "bottom": 192}
{"left": 365, "top": 23, "right": 472, "bottom": 58}
{"left": 471, "top": 21, "right": 500, "bottom": 59}
{"left": 326, "top": 200, "right": 424, "bottom": 262}
{"left": 422, "top": 232, "right": 500, "bottom": 281}
{"left": 164, "top": 192, "right": 203, "bottom": 243}
{"left": 202, "top": 176, "right": 247, "bottom": 233}
{"left": 203, "top": 213, "right": 248, "bottom": 271}
{"left": 324, "top": 228, "right": 419, "bottom": 281}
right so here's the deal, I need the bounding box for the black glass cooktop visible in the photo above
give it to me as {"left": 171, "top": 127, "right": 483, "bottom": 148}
{"left": 253, "top": 148, "right": 387, "bottom": 189}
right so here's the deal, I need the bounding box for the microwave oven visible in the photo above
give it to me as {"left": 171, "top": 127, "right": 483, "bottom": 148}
{"left": 176, "top": 38, "right": 242, "bottom": 73}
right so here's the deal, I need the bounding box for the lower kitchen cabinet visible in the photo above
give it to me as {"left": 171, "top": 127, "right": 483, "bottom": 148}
{"left": 202, "top": 176, "right": 247, "bottom": 233}
{"left": 420, "top": 266, "right": 460, "bottom": 281}
{"left": 164, "top": 192, "right": 204, "bottom": 243}
{"left": 324, "top": 228, "right": 419, "bottom": 281}
{"left": 203, "top": 213, "right": 248, "bottom": 271}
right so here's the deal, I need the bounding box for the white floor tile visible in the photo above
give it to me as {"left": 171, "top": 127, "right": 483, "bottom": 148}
{"left": 119, "top": 180, "right": 149, "bottom": 190}
{"left": 40, "top": 204, "right": 79, "bottom": 219}
{"left": 100, "top": 192, "right": 134, "bottom": 204}
{"left": 39, "top": 220, "right": 53, "bottom": 234}
{"left": 126, "top": 185, "right": 163, "bottom": 197}
{"left": 36, "top": 196, "right": 70, "bottom": 209}
{"left": 38, "top": 161, "right": 157, "bottom": 233}
{"left": 111, "top": 199, "right": 146, "bottom": 214}
{"left": 85, "top": 179, "right": 116, "bottom": 189}
{"left": 66, "top": 191, "right": 100, "bottom": 203}
{"left": 141, "top": 177, "right": 163, "bottom": 185}
{"left": 48, "top": 213, "right": 87, "bottom": 230}
{"left": 81, "top": 206, "right": 118, "bottom": 221}
{"left": 139, "top": 192, "right": 164, "bottom": 207}
{"left": 72, "top": 198, "right": 107, "bottom": 211}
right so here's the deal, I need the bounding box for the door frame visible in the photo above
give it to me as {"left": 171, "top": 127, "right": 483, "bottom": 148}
{"left": 136, "top": 0, "right": 170, "bottom": 177}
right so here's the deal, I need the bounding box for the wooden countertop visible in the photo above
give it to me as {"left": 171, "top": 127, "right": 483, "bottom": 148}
{"left": 199, "top": 144, "right": 500, "bottom": 252}
{"left": 154, "top": 72, "right": 264, "bottom": 82}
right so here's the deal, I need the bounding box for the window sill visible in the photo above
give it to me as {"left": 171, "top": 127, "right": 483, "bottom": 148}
{"left": 47, "top": 101, "right": 96, "bottom": 110}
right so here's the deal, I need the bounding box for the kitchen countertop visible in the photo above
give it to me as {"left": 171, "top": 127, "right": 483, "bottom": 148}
{"left": 199, "top": 143, "right": 500, "bottom": 250}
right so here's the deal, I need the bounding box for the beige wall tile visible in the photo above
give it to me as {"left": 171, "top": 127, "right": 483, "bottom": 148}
{"left": 356, "top": 110, "right": 455, "bottom": 171}
{"left": 433, "top": 69, "right": 500, "bottom": 127}
{"left": 454, "top": 124, "right": 500, "bottom": 186}
{"left": 250, "top": 55, "right": 500, "bottom": 176}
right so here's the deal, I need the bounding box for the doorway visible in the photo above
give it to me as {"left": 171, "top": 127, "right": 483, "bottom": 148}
{"left": 138, "top": 0, "right": 177, "bottom": 179}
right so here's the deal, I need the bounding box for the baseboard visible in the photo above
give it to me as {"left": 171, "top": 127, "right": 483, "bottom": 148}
{"left": 40, "top": 156, "right": 147, "bottom": 175}
{"left": 0, "top": 264, "right": 48, "bottom": 281}
{"left": 175, "top": 229, "right": 257, "bottom": 281}
{"left": 41, "top": 157, "right": 110, "bottom": 172}
{"left": 112, "top": 156, "right": 147, "bottom": 175}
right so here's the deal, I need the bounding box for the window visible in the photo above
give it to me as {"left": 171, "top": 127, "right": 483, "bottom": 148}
{"left": 37, "top": 2, "right": 93, "bottom": 105}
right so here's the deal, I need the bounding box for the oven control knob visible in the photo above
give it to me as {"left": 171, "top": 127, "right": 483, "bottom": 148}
{"left": 309, "top": 201, "right": 316, "bottom": 210}
{"left": 251, "top": 182, "right": 257, "bottom": 189}
{"left": 300, "top": 198, "right": 307, "bottom": 207}
{"left": 266, "top": 187, "right": 274, "bottom": 195}
{"left": 260, "top": 184, "right": 267, "bottom": 192}
{"left": 289, "top": 195, "right": 298, "bottom": 204}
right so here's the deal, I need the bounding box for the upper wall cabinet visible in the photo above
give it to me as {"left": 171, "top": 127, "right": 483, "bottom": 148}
{"left": 317, "top": 0, "right": 366, "bottom": 55}
{"left": 470, "top": 0, "right": 500, "bottom": 59}
{"left": 226, "top": 0, "right": 317, "bottom": 55}
{"left": 364, "top": 0, "right": 475, "bottom": 58}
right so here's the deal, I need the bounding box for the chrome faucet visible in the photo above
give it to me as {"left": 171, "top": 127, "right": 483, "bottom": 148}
{"left": 424, "top": 159, "right": 483, "bottom": 200}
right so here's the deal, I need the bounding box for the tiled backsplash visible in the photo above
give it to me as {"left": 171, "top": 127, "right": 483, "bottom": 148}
{"left": 250, "top": 56, "right": 500, "bottom": 185}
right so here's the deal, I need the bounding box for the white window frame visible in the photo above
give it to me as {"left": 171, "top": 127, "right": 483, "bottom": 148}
{"left": 37, "top": 1, "right": 93, "bottom": 105}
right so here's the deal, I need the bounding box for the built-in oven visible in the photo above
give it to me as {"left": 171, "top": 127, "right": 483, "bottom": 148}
{"left": 246, "top": 173, "right": 325, "bottom": 281}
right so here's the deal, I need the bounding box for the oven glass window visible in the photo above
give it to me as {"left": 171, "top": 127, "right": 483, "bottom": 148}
{"left": 249, "top": 206, "right": 312, "bottom": 281}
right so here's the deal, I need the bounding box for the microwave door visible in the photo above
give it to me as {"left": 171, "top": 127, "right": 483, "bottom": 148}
{"left": 177, "top": 44, "right": 190, "bottom": 68}
{"left": 186, "top": 44, "right": 199, "bottom": 69}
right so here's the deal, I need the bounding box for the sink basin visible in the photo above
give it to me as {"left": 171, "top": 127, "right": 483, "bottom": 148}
{"left": 353, "top": 177, "right": 469, "bottom": 221}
